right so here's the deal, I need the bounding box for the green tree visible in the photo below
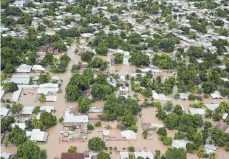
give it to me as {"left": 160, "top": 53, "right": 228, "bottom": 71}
{"left": 197, "top": 148, "right": 206, "bottom": 158}
{"left": 97, "top": 152, "right": 110, "bottom": 159}
{"left": 78, "top": 96, "right": 91, "bottom": 113}
{"left": 91, "top": 83, "right": 113, "bottom": 100}
{"left": 114, "top": 53, "right": 124, "bottom": 64}
{"left": 96, "top": 42, "right": 108, "bottom": 55}
{"left": 81, "top": 51, "right": 94, "bottom": 62}
{"left": 38, "top": 93, "right": 46, "bottom": 103}
{"left": 10, "top": 103, "right": 23, "bottom": 115}
{"left": 40, "top": 112, "right": 57, "bottom": 129}
{"left": 3, "top": 82, "right": 18, "bottom": 92}
{"left": 129, "top": 52, "right": 150, "bottom": 67}
{"left": 38, "top": 73, "right": 51, "bottom": 84}
{"left": 68, "top": 146, "right": 77, "bottom": 153}
{"left": 9, "top": 126, "right": 26, "bottom": 146}
{"left": 88, "top": 137, "right": 105, "bottom": 151}
{"left": 164, "top": 113, "right": 179, "bottom": 130}
{"left": 128, "top": 146, "right": 135, "bottom": 152}
{"left": 157, "top": 127, "right": 167, "bottom": 136}
{"left": 217, "top": 102, "right": 229, "bottom": 113}
{"left": 164, "top": 148, "right": 187, "bottom": 159}
{"left": 17, "top": 141, "right": 47, "bottom": 159}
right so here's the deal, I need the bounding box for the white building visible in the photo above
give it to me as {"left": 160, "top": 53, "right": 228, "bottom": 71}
{"left": 0, "top": 107, "right": 9, "bottom": 117}
{"left": 211, "top": 91, "right": 223, "bottom": 99}
{"left": 37, "top": 83, "right": 59, "bottom": 95}
{"left": 10, "top": 75, "right": 30, "bottom": 85}
{"left": 205, "top": 104, "right": 219, "bottom": 111}
{"left": 134, "top": 151, "right": 154, "bottom": 159}
{"left": 16, "top": 64, "right": 32, "bottom": 73}
{"left": 189, "top": 108, "right": 205, "bottom": 117}
{"left": 204, "top": 144, "right": 218, "bottom": 154}
{"left": 152, "top": 90, "right": 167, "bottom": 100}
{"left": 121, "top": 130, "right": 137, "bottom": 140}
{"left": 172, "top": 140, "right": 189, "bottom": 149}
{"left": 26, "top": 129, "right": 48, "bottom": 142}
{"left": 120, "top": 152, "right": 129, "bottom": 159}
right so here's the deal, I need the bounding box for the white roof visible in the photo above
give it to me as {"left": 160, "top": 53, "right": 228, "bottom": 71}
{"left": 152, "top": 91, "right": 167, "bottom": 100}
{"left": 205, "top": 144, "right": 218, "bottom": 154}
{"left": 172, "top": 140, "right": 189, "bottom": 149}
{"left": 89, "top": 106, "right": 104, "bottom": 113}
{"left": 21, "top": 106, "right": 34, "bottom": 115}
{"left": 12, "top": 88, "right": 23, "bottom": 102}
{"left": 103, "top": 130, "right": 110, "bottom": 136}
{"left": 120, "top": 152, "right": 129, "bottom": 159}
{"left": 32, "top": 65, "right": 45, "bottom": 71}
{"left": 16, "top": 64, "right": 32, "bottom": 73}
{"left": 46, "top": 95, "right": 57, "bottom": 102}
{"left": 189, "top": 108, "right": 205, "bottom": 116}
{"left": 0, "top": 86, "right": 5, "bottom": 100}
{"left": 12, "top": 123, "right": 26, "bottom": 130}
{"left": 0, "top": 107, "right": 9, "bottom": 117}
{"left": 205, "top": 104, "right": 219, "bottom": 111}
{"left": 37, "top": 83, "right": 59, "bottom": 95}
{"left": 223, "top": 113, "right": 228, "bottom": 120}
{"left": 179, "top": 93, "right": 189, "bottom": 100}
{"left": 121, "top": 130, "right": 137, "bottom": 140}
{"left": 150, "top": 123, "right": 164, "bottom": 128}
{"left": 10, "top": 75, "right": 30, "bottom": 85}
{"left": 211, "top": 91, "right": 222, "bottom": 99}
{"left": 64, "top": 109, "right": 88, "bottom": 123}
{"left": 27, "top": 129, "right": 48, "bottom": 142}
{"left": 0, "top": 153, "right": 11, "bottom": 159}
{"left": 40, "top": 106, "right": 55, "bottom": 113}
{"left": 119, "top": 86, "right": 129, "bottom": 91}
{"left": 134, "top": 151, "right": 154, "bottom": 159}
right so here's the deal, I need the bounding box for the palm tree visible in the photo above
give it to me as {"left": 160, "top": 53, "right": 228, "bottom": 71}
{"left": 209, "top": 152, "right": 217, "bottom": 159}
{"left": 197, "top": 148, "right": 206, "bottom": 158}
{"left": 38, "top": 93, "right": 46, "bottom": 103}
{"left": 218, "top": 102, "right": 229, "bottom": 113}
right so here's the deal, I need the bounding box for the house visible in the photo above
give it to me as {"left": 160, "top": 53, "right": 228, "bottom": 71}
{"left": 63, "top": 108, "right": 88, "bottom": 127}
{"left": 142, "top": 123, "right": 164, "bottom": 131}
{"left": 37, "top": 83, "right": 59, "bottom": 95}
{"left": 16, "top": 64, "right": 32, "bottom": 73}
{"left": 204, "top": 144, "right": 218, "bottom": 154}
{"left": 61, "top": 153, "right": 84, "bottom": 159}
{"left": 172, "top": 140, "right": 189, "bottom": 149}
{"left": 32, "top": 65, "right": 45, "bottom": 72}
{"left": 61, "top": 151, "right": 97, "bottom": 159}
{"left": 12, "top": 88, "right": 23, "bottom": 102}
{"left": 119, "top": 86, "right": 129, "bottom": 94}
{"left": 46, "top": 95, "right": 57, "bottom": 102}
{"left": 205, "top": 103, "right": 219, "bottom": 111}
{"left": 89, "top": 106, "right": 104, "bottom": 113}
{"left": 37, "top": 46, "right": 48, "bottom": 55}
{"left": 20, "top": 106, "right": 34, "bottom": 116}
{"left": 0, "top": 86, "right": 5, "bottom": 100}
{"left": 189, "top": 108, "right": 205, "bottom": 117}
{"left": 0, "top": 107, "right": 9, "bottom": 118}
{"left": 0, "top": 153, "right": 12, "bottom": 159}
{"left": 40, "top": 106, "right": 55, "bottom": 113}
{"left": 133, "top": 151, "right": 154, "bottom": 159}
{"left": 120, "top": 152, "right": 129, "bottom": 159}
{"left": 12, "top": 123, "right": 26, "bottom": 130}
{"left": 9, "top": 0, "right": 28, "bottom": 8}
{"left": 211, "top": 91, "right": 223, "bottom": 99}
{"left": 103, "top": 130, "right": 110, "bottom": 137}
{"left": 121, "top": 130, "right": 137, "bottom": 140}
{"left": 152, "top": 91, "right": 167, "bottom": 100}
{"left": 10, "top": 75, "right": 30, "bottom": 85}
{"left": 179, "top": 93, "right": 189, "bottom": 100}
{"left": 26, "top": 129, "right": 48, "bottom": 142}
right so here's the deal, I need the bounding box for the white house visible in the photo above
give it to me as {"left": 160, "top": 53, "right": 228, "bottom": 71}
{"left": 211, "top": 91, "right": 223, "bottom": 99}
{"left": 189, "top": 108, "right": 205, "bottom": 117}
{"left": 152, "top": 90, "right": 167, "bottom": 100}
{"left": 16, "top": 64, "right": 32, "bottom": 73}
{"left": 63, "top": 108, "right": 88, "bottom": 127}
{"left": 0, "top": 107, "right": 9, "bottom": 117}
{"left": 134, "top": 151, "right": 154, "bottom": 159}
{"left": 12, "top": 123, "right": 26, "bottom": 130}
{"left": 172, "top": 140, "right": 189, "bottom": 149}
{"left": 120, "top": 152, "right": 129, "bottom": 159}
{"left": 26, "top": 129, "right": 48, "bottom": 142}
{"left": 205, "top": 104, "right": 219, "bottom": 111}
{"left": 179, "top": 93, "right": 189, "bottom": 100}
{"left": 121, "top": 130, "right": 137, "bottom": 140}
{"left": 204, "top": 144, "right": 218, "bottom": 154}
{"left": 12, "top": 88, "right": 23, "bottom": 102}
{"left": 10, "top": 75, "right": 30, "bottom": 85}
{"left": 37, "top": 83, "right": 59, "bottom": 95}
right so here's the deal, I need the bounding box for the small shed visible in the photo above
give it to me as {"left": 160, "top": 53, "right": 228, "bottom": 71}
{"left": 120, "top": 152, "right": 129, "bottom": 159}
{"left": 121, "top": 130, "right": 137, "bottom": 140}
{"left": 211, "top": 91, "right": 223, "bottom": 99}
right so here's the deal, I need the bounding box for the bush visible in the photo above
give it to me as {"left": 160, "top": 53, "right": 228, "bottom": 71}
{"left": 161, "top": 136, "right": 173, "bottom": 145}
{"left": 88, "top": 137, "right": 105, "bottom": 151}
{"left": 157, "top": 127, "right": 167, "bottom": 136}
{"left": 95, "top": 121, "right": 102, "bottom": 127}
{"left": 87, "top": 124, "right": 94, "bottom": 130}
{"left": 68, "top": 146, "right": 77, "bottom": 153}
{"left": 128, "top": 146, "right": 135, "bottom": 152}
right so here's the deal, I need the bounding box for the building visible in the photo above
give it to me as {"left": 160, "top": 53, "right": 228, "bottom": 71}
{"left": 63, "top": 108, "right": 88, "bottom": 127}
{"left": 211, "top": 91, "right": 223, "bottom": 99}
{"left": 121, "top": 130, "right": 137, "bottom": 140}
{"left": 120, "top": 152, "right": 129, "bottom": 159}
{"left": 179, "top": 93, "right": 189, "bottom": 100}
{"left": 12, "top": 88, "right": 23, "bottom": 102}
{"left": 133, "top": 151, "right": 154, "bottom": 159}
{"left": 189, "top": 108, "right": 205, "bottom": 117}
{"left": 0, "top": 107, "right": 9, "bottom": 118}
{"left": 37, "top": 83, "right": 59, "bottom": 95}
{"left": 26, "top": 129, "right": 48, "bottom": 142}
{"left": 10, "top": 75, "right": 30, "bottom": 85}
{"left": 205, "top": 103, "right": 219, "bottom": 111}
{"left": 61, "top": 151, "right": 97, "bottom": 159}
{"left": 20, "top": 106, "right": 34, "bottom": 116}
{"left": 172, "top": 140, "right": 189, "bottom": 149}
{"left": 32, "top": 65, "right": 45, "bottom": 72}
{"left": 119, "top": 86, "right": 129, "bottom": 94}
{"left": 0, "top": 153, "right": 12, "bottom": 159}
{"left": 142, "top": 123, "right": 164, "bottom": 131}
{"left": 9, "top": 0, "right": 28, "bottom": 8}
{"left": 16, "top": 64, "right": 32, "bottom": 73}
{"left": 204, "top": 144, "right": 218, "bottom": 154}
{"left": 46, "top": 95, "right": 57, "bottom": 102}
{"left": 152, "top": 90, "right": 167, "bottom": 100}
{"left": 12, "top": 123, "right": 26, "bottom": 130}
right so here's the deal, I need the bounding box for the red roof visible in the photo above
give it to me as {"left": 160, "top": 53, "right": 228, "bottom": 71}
{"left": 61, "top": 153, "right": 84, "bottom": 159}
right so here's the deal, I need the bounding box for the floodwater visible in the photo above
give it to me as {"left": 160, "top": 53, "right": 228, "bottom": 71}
{"left": 2, "top": 41, "right": 229, "bottom": 159}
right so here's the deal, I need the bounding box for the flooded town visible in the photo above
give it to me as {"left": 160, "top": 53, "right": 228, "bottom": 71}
{"left": 1, "top": 0, "right": 229, "bottom": 159}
